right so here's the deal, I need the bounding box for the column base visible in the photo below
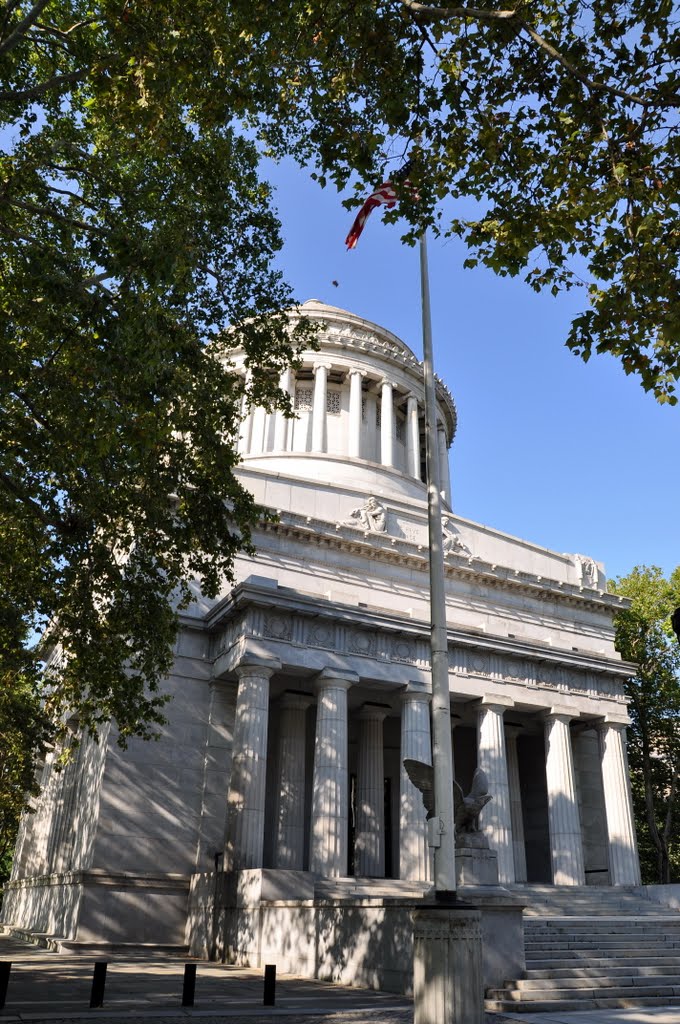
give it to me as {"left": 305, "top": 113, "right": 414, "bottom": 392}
{"left": 413, "top": 903, "right": 484, "bottom": 1024}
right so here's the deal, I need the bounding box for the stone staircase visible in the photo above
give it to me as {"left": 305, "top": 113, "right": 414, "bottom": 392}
{"left": 485, "top": 886, "right": 680, "bottom": 1013}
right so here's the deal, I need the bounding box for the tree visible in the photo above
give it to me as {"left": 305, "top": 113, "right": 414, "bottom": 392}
{"left": 1, "top": 1, "right": 319, "bottom": 801}
{"left": 227, "top": 0, "right": 679, "bottom": 402}
{"left": 610, "top": 566, "right": 680, "bottom": 884}
{"left": 1, "top": 1, "right": 678, "bottom": 850}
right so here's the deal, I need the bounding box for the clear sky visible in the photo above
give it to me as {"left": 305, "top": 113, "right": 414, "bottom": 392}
{"left": 267, "top": 159, "right": 678, "bottom": 585}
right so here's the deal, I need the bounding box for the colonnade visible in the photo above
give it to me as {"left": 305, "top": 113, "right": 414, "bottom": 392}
{"left": 222, "top": 658, "right": 640, "bottom": 887}
{"left": 237, "top": 364, "right": 452, "bottom": 503}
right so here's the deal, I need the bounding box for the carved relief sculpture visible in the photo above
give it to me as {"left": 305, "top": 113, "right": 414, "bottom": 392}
{"left": 442, "top": 515, "right": 470, "bottom": 556}
{"left": 342, "top": 496, "right": 387, "bottom": 533}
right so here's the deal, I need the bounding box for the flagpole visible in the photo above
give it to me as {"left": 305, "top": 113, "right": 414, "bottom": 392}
{"left": 419, "top": 230, "right": 457, "bottom": 897}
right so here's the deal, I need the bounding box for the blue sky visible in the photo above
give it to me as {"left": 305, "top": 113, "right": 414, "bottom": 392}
{"left": 268, "top": 159, "right": 677, "bottom": 584}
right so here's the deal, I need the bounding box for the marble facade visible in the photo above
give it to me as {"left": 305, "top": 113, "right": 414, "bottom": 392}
{"left": 2, "top": 300, "right": 640, "bottom": 987}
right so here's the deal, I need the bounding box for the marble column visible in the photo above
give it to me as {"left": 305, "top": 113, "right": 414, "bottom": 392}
{"left": 400, "top": 688, "right": 432, "bottom": 882}
{"left": 355, "top": 703, "right": 388, "bottom": 877}
{"left": 237, "top": 372, "right": 253, "bottom": 455}
{"left": 224, "top": 657, "right": 280, "bottom": 872}
{"left": 599, "top": 719, "right": 641, "bottom": 885}
{"left": 312, "top": 362, "right": 328, "bottom": 453}
{"left": 380, "top": 379, "right": 394, "bottom": 467}
{"left": 406, "top": 395, "right": 420, "bottom": 479}
{"left": 544, "top": 709, "right": 585, "bottom": 885}
{"left": 195, "top": 680, "right": 236, "bottom": 871}
{"left": 271, "top": 691, "right": 313, "bottom": 870}
{"left": 477, "top": 696, "right": 515, "bottom": 884}
{"left": 348, "top": 368, "right": 364, "bottom": 459}
{"left": 273, "top": 367, "right": 295, "bottom": 452}
{"left": 250, "top": 405, "right": 267, "bottom": 455}
{"left": 437, "top": 424, "right": 451, "bottom": 506}
{"left": 309, "top": 668, "right": 357, "bottom": 876}
{"left": 505, "top": 725, "right": 527, "bottom": 883}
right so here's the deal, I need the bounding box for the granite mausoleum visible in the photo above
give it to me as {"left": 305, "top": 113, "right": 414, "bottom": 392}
{"left": 2, "top": 300, "right": 642, "bottom": 991}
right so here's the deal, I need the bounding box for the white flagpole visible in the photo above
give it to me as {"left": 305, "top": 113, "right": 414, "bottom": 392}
{"left": 419, "top": 229, "right": 457, "bottom": 897}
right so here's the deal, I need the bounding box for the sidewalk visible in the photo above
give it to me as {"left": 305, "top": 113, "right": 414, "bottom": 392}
{"left": 2, "top": 933, "right": 680, "bottom": 1024}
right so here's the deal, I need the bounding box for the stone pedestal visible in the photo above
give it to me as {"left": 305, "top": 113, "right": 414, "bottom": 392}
{"left": 413, "top": 903, "right": 484, "bottom": 1024}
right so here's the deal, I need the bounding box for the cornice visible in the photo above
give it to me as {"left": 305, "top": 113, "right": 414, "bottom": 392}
{"left": 253, "top": 509, "right": 629, "bottom": 616}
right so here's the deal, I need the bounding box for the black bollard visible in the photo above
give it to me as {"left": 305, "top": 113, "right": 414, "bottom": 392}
{"left": 263, "top": 964, "right": 276, "bottom": 1006}
{"left": 89, "top": 961, "right": 107, "bottom": 1008}
{"left": 0, "top": 962, "right": 11, "bottom": 1011}
{"left": 182, "top": 963, "right": 197, "bottom": 1007}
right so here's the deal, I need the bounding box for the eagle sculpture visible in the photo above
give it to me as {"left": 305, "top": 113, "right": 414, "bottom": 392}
{"left": 403, "top": 759, "right": 492, "bottom": 834}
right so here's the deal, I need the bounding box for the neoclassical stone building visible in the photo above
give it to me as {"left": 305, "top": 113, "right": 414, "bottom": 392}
{"left": 2, "top": 300, "right": 640, "bottom": 984}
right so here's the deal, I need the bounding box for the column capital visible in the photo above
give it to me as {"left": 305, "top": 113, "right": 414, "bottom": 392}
{"left": 349, "top": 366, "right": 367, "bottom": 378}
{"left": 543, "top": 705, "right": 576, "bottom": 724}
{"left": 400, "top": 686, "right": 431, "bottom": 706}
{"left": 313, "top": 361, "right": 328, "bottom": 373}
{"left": 477, "top": 694, "right": 514, "bottom": 712}
{"left": 358, "top": 701, "right": 390, "bottom": 721}
{"left": 602, "top": 714, "right": 631, "bottom": 728}
{"left": 315, "top": 666, "right": 358, "bottom": 691}
{"left": 235, "top": 654, "right": 281, "bottom": 680}
{"left": 380, "top": 376, "right": 393, "bottom": 390}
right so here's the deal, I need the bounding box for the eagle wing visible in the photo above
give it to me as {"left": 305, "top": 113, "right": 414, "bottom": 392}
{"left": 470, "top": 767, "right": 490, "bottom": 801}
{"left": 403, "top": 758, "right": 435, "bottom": 819}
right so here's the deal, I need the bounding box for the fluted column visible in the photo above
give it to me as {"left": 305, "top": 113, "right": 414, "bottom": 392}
{"left": 544, "top": 709, "right": 585, "bottom": 885}
{"left": 506, "top": 724, "right": 527, "bottom": 883}
{"left": 599, "top": 719, "right": 641, "bottom": 885}
{"left": 224, "top": 657, "right": 280, "bottom": 871}
{"left": 348, "top": 368, "right": 364, "bottom": 459}
{"left": 477, "top": 696, "right": 515, "bottom": 883}
{"left": 309, "top": 668, "right": 357, "bottom": 876}
{"left": 237, "top": 372, "right": 253, "bottom": 455}
{"left": 272, "top": 691, "right": 313, "bottom": 869}
{"left": 274, "top": 367, "right": 295, "bottom": 452}
{"left": 437, "top": 423, "right": 451, "bottom": 506}
{"left": 312, "top": 362, "right": 328, "bottom": 453}
{"left": 406, "top": 394, "right": 420, "bottom": 479}
{"left": 355, "top": 703, "right": 388, "bottom": 877}
{"left": 250, "top": 405, "right": 267, "bottom": 455}
{"left": 380, "top": 378, "right": 394, "bottom": 467}
{"left": 399, "top": 688, "right": 432, "bottom": 882}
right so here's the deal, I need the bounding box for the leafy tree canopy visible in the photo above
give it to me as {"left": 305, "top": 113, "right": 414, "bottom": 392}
{"left": 610, "top": 566, "right": 680, "bottom": 883}
{"left": 0, "top": 1, "right": 677, "bottom": 802}
{"left": 0, "top": 1, "right": 318, "bottom": 760}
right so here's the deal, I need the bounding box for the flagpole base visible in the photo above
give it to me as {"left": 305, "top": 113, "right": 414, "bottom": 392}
{"left": 413, "top": 903, "right": 484, "bottom": 1024}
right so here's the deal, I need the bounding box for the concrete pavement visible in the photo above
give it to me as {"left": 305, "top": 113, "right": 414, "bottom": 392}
{"left": 2, "top": 932, "right": 680, "bottom": 1024}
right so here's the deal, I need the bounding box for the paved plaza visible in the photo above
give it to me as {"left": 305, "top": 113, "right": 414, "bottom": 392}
{"left": 2, "top": 934, "right": 680, "bottom": 1024}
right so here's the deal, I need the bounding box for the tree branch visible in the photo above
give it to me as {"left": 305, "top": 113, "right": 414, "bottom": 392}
{"left": 400, "top": 0, "right": 680, "bottom": 109}
{"left": 0, "top": 68, "right": 87, "bottom": 104}
{"left": 3, "top": 196, "right": 103, "bottom": 235}
{"left": 0, "top": 0, "right": 52, "bottom": 58}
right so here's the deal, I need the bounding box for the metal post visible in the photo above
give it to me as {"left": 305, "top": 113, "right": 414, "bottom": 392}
{"left": 263, "top": 963, "right": 276, "bottom": 1005}
{"left": 420, "top": 230, "right": 457, "bottom": 897}
{"left": 89, "top": 961, "right": 107, "bottom": 1008}
{"left": 182, "top": 963, "right": 197, "bottom": 1007}
{"left": 0, "top": 961, "right": 10, "bottom": 1010}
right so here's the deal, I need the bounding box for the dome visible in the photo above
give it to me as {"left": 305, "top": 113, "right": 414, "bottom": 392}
{"left": 236, "top": 301, "right": 456, "bottom": 506}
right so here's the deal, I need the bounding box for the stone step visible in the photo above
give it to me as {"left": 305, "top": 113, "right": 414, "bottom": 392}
{"left": 484, "top": 996, "right": 680, "bottom": 1013}
{"left": 487, "top": 983, "right": 680, "bottom": 1001}
{"left": 526, "top": 964, "right": 680, "bottom": 979}
{"left": 527, "top": 956, "right": 680, "bottom": 970}
{"left": 525, "top": 939, "right": 680, "bottom": 950}
{"left": 509, "top": 975, "right": 680, "bottom": 992}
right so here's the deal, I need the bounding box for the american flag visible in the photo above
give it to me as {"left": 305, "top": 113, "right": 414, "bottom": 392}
{"left": 345, "top": 162, "right": 413, "bottom": 250}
